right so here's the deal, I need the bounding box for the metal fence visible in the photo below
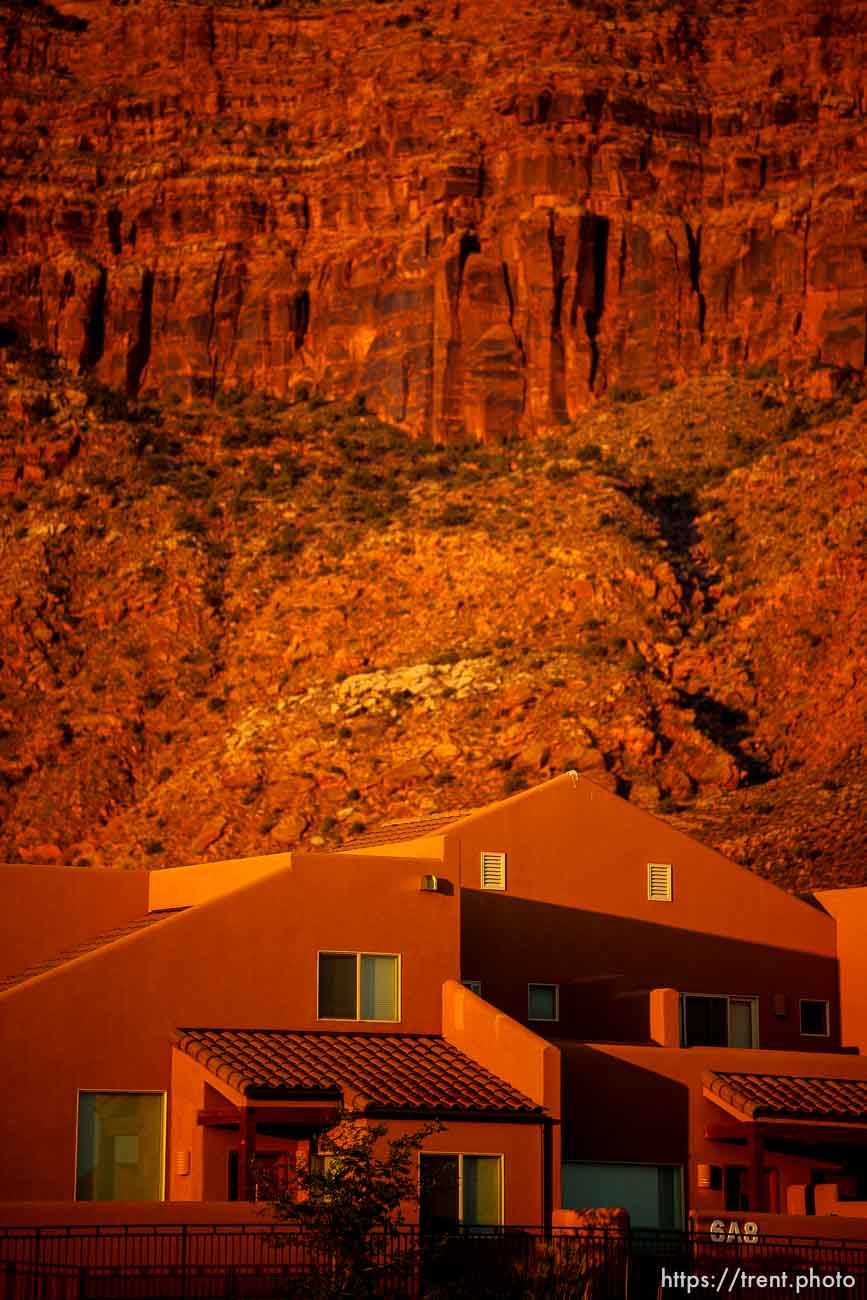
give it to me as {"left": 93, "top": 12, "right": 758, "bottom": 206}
{"left": 4, "top": 1223, "right": 867, "bottom": 1299}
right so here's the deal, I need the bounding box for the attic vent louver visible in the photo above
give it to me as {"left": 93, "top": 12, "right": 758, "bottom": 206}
{"left": 481, "top": 852, "right": 507, "bottom": 891}
{"left": 647, "top": 862, "right": 673, "bottom": 902}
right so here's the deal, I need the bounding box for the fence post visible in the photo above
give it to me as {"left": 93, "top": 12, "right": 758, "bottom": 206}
{"left": 180, "top": 1224, "right": 188, "bottom": 1300}
{"left": 3, "top": 1260, "right": 15, "bottom": 1300}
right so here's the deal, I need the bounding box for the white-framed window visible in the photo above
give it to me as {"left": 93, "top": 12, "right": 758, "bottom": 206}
{"left": 462, "top": 980, "right": 483, "bottom": 996}
{"left": 528, "top": 983, "right": 559, "bottom": 1022}
{"left": 799, "top": 999, "right": 830, "bottom": 1037}
{"left": 681, "top": 994, "right": 759, "bottom": 1048}
{"left": 480, "top": 852, "right": 506, "bottom": 891}
{"left": 75, "top": 1091, "right": 166, "bottom": 1202}
{"left": 419, "top": 1153, "right": 503, "bottom": 1229}
{"left": 317, "top": 952, "right": 400, "bottom": 1022}
{"left": 647, "top": 863, "right": 673, "bottom": 901}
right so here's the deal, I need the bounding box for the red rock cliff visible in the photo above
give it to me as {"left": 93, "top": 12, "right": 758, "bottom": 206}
{"left": 2, "top": 0, "right": 867, "bottom": 438}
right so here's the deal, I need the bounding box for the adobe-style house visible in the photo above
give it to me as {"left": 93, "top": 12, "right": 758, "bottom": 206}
{"left": 0, "top": 836, "right": 559, "bottom": 1228}
{"left": 3, "top": 771, "right": 867, "bottom": 1234}
{"left": 343, "top": 774, "right": 867, "bottom": 1229}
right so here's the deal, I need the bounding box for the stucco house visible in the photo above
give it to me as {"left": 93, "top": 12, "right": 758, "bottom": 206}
{"left": 3, "top": 771, "right": 867, "bottom": 1234}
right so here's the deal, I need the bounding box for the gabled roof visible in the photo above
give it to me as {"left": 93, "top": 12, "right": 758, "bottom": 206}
{"left": 174, "top": 1028, "right": 544, "bottom": 1116}
{"left": 0, "top": 909, "right": 188, "bottom": 994}
{"left": 704, "top": 1071, "right": 867, "bottom": 1124}
{"left": 340, "top": 810, "right": 475, "bottom": 850}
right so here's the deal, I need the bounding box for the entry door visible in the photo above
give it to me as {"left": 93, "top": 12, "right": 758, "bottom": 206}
{"left": 724, "top": 1166, "right": 750, "bottom": 1211}
{"left": 227, "top": 1149, "right": 290, "bottom": 1200}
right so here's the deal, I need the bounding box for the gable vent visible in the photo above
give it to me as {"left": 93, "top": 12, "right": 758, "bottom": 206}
{"left": 481, "top": 852, "right": 507, "bottom": 891}
{"left": 647, "top": 862, "right": 673, "bottom": 901}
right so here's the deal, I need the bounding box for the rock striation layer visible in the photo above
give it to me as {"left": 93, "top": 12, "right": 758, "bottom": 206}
{"left": 2, "top": 0, "right": 867, "bottom": 436}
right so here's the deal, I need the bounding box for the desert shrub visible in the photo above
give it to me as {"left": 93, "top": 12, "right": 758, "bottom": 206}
{"left": 607, "top": 384, "right": 644, "bottom": 403}
{"left": 783, "top": 404, "right": 810, "bottom": 435}
{"left": 435, "top": 503, "right": 472, "bottom": 527}
{"left": 744, "top": 361, "right": 778, "bottom": 380}
{"left": 503, "top": 769, "right": 528, "bottom": 795}
{"left": 220, "top": 424, "right": 276, "bottom": 449}
{"left": 546, "top": 462, "right": 580, "bottom": 481}
{"left": 174, "top": 511, "right": 207, "bottom": 536}
{"left": 267, "top": 524, "right": 302, "bottom": 560}
{"left": 86, "top": 381, "right": 136, "bottom": 422}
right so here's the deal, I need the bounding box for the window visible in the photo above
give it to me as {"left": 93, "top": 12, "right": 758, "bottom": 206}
{"left": 681, "top": 994, "right": 758, "bottom": 1048}
{"left": 800, "top": 999, "right": 830, "bottom": 1036}
{"left": 76, "top": 1092, "right": 165, "bottom": 1201}
{"left": 317, "top": 952, "right": 399, "bottom": 1022}
{"left": 480, "top": 852, "right": 506, "bottom": 891}
{"left": 419, "top": 1154, "right": 502, "bottom": 1230}
{"left": 462, "top": 980, "right": 482, "bottom": 996}
{"left": 528, "top": 983, "right": 559, "bottom": 1021}
{"left": 647, "top": 863, "right": 673, "bottom": 901}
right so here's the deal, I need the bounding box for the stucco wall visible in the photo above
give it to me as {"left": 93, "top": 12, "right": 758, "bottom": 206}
{"left": 0, "top": 851, "right": 460, "bottom": 1200}
{"left": 0, "top": 863, "right": 149, "bottom": 981}
{"left": 814, "top": 888, "right": 867, "bottom": 1053}
{"left": 453, "top": 776, "right": 838, "bottom": 1048}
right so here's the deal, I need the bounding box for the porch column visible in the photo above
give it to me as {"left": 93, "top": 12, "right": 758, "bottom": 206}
{"left": 749, "top": 1127, "right": 763, "bottom": 1213}
{"left": 237, "top": 1108, "right": 257, "bottom": 1201}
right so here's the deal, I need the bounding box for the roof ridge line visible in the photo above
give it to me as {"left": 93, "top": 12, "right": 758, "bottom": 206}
{"left": 176, "top": 1027, "right": 446, "bottom": 1040}
{"left": 0, "top": 908, "right": 189, "bottom": 997}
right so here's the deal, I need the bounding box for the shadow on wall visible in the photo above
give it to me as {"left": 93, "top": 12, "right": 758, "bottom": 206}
{"left": 460, "top": 891, "right": 840, "bottom": 1047}
{"left": 561, "top": 1045, "right": 690, "bottom": 1165}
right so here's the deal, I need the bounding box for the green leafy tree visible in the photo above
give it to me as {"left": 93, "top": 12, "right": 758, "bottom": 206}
{"left": 261, "top": 1107, "right": 444, "bottom": 1299}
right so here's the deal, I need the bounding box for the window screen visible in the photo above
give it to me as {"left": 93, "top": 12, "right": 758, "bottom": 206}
{"left": 76, "top": 1092, "right": 164, "bottom": 1201}
{"left": 728, "top": 998, "right": 755, "bottom": 1048}
{"left": 360, "top": 955, "right": 398, "bottom": 1021}
{"left": 318, "top": 953, "right": 357, "bottom": 1019}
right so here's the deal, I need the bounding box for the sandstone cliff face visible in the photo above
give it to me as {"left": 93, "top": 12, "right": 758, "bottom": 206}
{"left": 3, "top": 0, "right": 867, "bottom": 437}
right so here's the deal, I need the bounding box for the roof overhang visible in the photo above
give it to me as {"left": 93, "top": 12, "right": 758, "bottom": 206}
{"left": 172, "top": 1028, "right": 546, "bottom": 1119}
{"left": 703, "top": 1070, "right": 867, "bottom": 1131}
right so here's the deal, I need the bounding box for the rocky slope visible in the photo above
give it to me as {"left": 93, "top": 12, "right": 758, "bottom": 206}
{"left": 2, "top": 0, "right": 867, "bottom": 439}
{"left": 1, "top": 355, "right": 864, "bottom": 891}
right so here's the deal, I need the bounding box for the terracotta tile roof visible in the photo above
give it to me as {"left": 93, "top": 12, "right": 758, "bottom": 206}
{"left": 174, "top": 1028, "right": 544, "bottom": 1115}
{"left": 0, "top": 910, "right": 188, "bottom": 994}
{"left": 704, "top": 1071, "right": 867, "bottom": 1124}
{"left": 339, "top": 811, "right": 475, "bottom": 850}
